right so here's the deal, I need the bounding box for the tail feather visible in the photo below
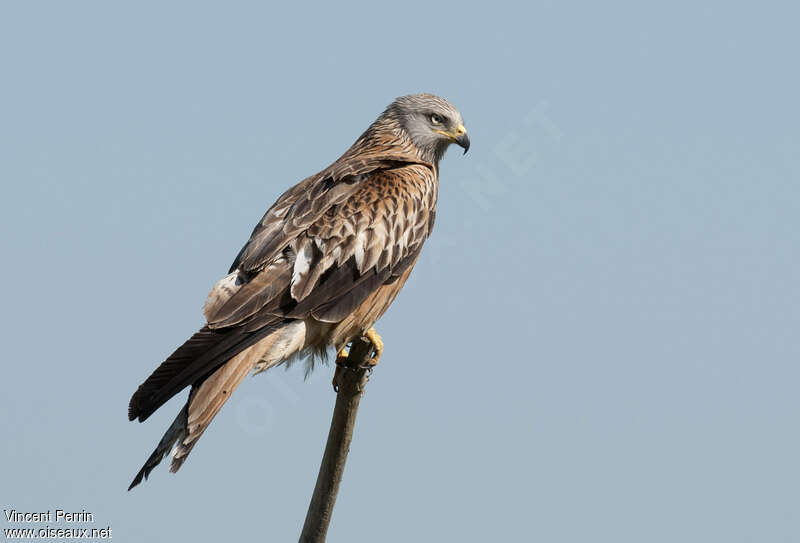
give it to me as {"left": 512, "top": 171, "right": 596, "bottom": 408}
{"left": 128, "top": 324, "right": 278, "bottom": 423}
{"left": 128, "top": 321, "right": 308, "bottom": 489}
{"left": 128, "top": 404, "right": 189, "bottom": 490}
{"left": 169, "top": 342, "right": 264, "bottom": 472}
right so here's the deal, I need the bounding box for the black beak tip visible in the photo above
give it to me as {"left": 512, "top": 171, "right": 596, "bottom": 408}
{"left": 457, "top": 134, "right": 470, "bottom": 155}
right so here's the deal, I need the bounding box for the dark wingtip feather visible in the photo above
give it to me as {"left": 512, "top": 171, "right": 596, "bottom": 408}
{"left": 126, "top": 326, "right": 230, "bottom": 423}
{"left": 128, "top": 386, "right": 145, "bottom": 421}
{"left": 128, "top": 468, "right": 146, "bottom": 491}
{"left": 127, "top": 445, "right": 163, "bottom": 490}
{"left": 127, "top": 405, "right": 188, "bottom": 491}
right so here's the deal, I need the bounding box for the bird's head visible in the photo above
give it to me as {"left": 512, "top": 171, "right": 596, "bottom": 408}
{"left": 384, "top": 93, "right": 469, "bottom": 164}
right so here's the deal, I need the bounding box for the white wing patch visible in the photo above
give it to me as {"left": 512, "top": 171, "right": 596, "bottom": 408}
{"left": 290, "top": 240, "right": 315, "bottom": 301}
{"left": 353, "top": 231, "right": 367, "bottom": 271}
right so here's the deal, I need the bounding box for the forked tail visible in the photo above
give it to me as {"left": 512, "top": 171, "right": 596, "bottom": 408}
{"left": 128, "top": 321, "right": 307, "bottom": 490}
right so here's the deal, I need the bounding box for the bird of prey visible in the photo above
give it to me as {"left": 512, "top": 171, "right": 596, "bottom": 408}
{"left": 127, "top": 93, "right": 469, "bottom": 490}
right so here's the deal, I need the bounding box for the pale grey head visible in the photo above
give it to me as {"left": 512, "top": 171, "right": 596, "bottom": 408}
{"left": 383, "top": 93, "right": 470, "bottom": 164}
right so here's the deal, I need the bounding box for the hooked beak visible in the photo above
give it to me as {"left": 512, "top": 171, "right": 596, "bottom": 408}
{"left": 455, "top": 123, "right": 470, "bottom": 155}
{"left": 435, "top": 123, "right": 470, "bottom": 154}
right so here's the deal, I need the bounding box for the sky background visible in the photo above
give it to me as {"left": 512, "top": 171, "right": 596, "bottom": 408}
{"left": 2, "top": 2, "right": 799, "bottom": 541}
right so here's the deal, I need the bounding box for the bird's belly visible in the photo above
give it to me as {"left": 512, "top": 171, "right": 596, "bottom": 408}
{"left": 326, "top": 260, "right": 418, "bottom": 351}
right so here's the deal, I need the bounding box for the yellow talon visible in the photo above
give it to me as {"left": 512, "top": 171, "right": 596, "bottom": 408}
{"left": 331, "top": 329, "right": 383, "bottom": 390}
{"left": 364, "top": 327, "right": 383, "bottom": 366}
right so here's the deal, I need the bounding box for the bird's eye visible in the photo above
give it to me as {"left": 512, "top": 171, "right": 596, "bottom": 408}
{"left": 430, "top": 114, "right": 443, "bottom": 125}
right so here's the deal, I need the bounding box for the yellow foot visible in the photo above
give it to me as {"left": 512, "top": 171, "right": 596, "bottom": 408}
{"left": 364, "top": 327, "right": 383, "bottom": 366}
{"left": 331, "top": 328, "right": 383, "bottom": 391}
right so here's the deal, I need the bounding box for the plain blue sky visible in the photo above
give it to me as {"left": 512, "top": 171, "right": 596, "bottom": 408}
{"left": 2, "top": 2, "right": 799, "bottom": 541}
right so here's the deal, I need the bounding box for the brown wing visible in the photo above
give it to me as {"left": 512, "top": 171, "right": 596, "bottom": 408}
{"left": 229, "top": 149, "right": 427, "bottom": 275}
{"left": 129, "top": 158, "right": 436, "bottom": 422}
{"left": 208, "top": 162, "right": 438, "bottom": 329}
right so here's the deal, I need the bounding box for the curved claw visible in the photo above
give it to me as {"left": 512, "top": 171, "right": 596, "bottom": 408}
{"left": 331, "top": 329, "right": 383, "bottom": 391}
{"left": 364, "top": 327, "right": 383, "bottom": 366}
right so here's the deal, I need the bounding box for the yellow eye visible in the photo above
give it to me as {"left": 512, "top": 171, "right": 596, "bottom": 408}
{"left": 430, "top": 114, "right": 443, "bottom": 125}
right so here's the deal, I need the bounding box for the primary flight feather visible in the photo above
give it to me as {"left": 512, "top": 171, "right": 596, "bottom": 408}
{"left": 127, "top": 93, "right": 469, "bottom": 489}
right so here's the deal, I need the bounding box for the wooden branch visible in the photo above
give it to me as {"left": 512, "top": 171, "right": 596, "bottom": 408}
{"left": 299, "top": 336, "right": 375, "bottom": 543}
